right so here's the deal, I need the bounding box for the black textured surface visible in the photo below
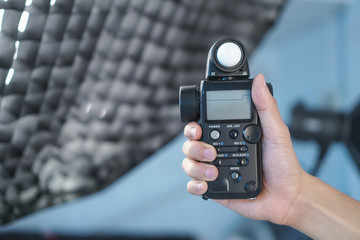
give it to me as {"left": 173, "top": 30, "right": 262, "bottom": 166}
{"left": 0, "top": 0, "right": 285, "bottom": 223}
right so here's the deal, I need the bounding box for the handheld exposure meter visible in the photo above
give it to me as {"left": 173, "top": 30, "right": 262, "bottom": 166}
{"left": 179, "top": 37, "right": 273, "bottom": 199}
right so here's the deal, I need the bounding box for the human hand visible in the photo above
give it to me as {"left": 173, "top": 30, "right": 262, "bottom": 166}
{"left": 182, "top": 74, "right": 309, "bottom": 225}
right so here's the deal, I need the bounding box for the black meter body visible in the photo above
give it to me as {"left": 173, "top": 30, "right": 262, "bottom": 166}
{"left": 179, "top": 37, "right": 273, "bottom": 199}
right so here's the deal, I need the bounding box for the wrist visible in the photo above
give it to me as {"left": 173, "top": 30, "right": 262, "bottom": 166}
{"left": 284, "top": 172, "right": 360, "bottom": 240}
{"left": 282, "top": 172, "right": 316, "bottom": 228}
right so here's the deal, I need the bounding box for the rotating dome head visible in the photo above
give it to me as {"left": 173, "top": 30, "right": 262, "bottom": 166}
{"left": 216, "top": 42, "right": 242, "bottom": 68}
{"left": 205, "top": 38, "right": 250, "bottom": 80}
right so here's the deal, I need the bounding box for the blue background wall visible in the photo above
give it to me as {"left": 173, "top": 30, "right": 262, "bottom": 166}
{"left": 1, "top": 0, "right": 359, "bottom": 239}
{"left": 251, "top": 0, "right": 360, "bottom": 200}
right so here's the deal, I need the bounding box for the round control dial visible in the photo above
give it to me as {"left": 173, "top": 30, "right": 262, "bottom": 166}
{"left": 242, "top": 125, "right": 261, "bottom": 144}
{"left": 216, "top": 42, "right": 242, "bottom": 68}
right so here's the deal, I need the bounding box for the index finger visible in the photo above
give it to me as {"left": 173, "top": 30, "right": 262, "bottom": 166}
{"left": 184, "top": 122, "right": 202, "bottom": 140}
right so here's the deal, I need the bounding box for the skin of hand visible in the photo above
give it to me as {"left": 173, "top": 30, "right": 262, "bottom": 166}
{"left": 182, "top": 73, "right": 305, "bottom": 225}
{"left": 182, "top": 74, "right": 360, "bottom": 240}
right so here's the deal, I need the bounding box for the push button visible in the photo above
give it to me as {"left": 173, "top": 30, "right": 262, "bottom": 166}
{"left": 244, "top": 181, "right": 257, "bottom": 193}
{"left": 216, "top": 146, "right": 239, "bottom": 153}
{"left": 210, "top": 130, "right": 220, "bottom": 140}
{"left": 229, "top": 129, "right": 239, "bottom": 139}
{"left": 231, "top": 172, "right": 239, "bottom": 180}
{"left": 214, "top": 159, "right": 239, "bottom": 167}
{"left": 239, "top": 145, "right": 248, "bottom": 152}
{"left": 231, "top": 172, "right": 241, "bottom": 181}
{"left": 239, "top": 158, "right": 249, "bottom": 166}
{"left": 208, "top": 178, "right": 229, "bottom": 192}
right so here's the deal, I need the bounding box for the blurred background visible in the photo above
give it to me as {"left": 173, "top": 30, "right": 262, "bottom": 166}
{"left": 0, "top": 0, "right": 359, "bottom": 239}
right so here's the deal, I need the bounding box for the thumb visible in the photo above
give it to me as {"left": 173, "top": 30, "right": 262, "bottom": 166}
{"left": 251, "top": 74, "right": 288, "bottom": 138}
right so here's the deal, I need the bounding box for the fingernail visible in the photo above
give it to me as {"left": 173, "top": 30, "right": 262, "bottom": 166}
{"left": 196, "top": 182, "right": 204, "bottom": 192}
{"left": 261, "top": 74, "right": 266, "bottom": 86}
{"left": 255, "top": 74, "right": 266, "bottom": 87}
{"left": 190, "top": 127, "right": 196, "bottom": 139}
{"left": 205, "top": 168, "right": 216, "bottom": 179}
{"left": 204, "top": 148, "right": 215, "bottom": 160}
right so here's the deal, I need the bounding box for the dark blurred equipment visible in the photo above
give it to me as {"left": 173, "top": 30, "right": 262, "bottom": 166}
{"left": 290, "top": 102, "right": 360, "bottom": 175}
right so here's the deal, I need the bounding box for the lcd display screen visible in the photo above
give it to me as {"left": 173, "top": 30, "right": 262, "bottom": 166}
{"left": 206, "top": 90, "right": 251, "bottom": 120}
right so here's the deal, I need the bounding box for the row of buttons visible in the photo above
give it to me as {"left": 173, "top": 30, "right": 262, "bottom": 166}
{"left": 210, "top": 125, "right": 261, "bottom": 144}
{"left": 210, "top": 129, "right": 238, "bottom": 140}
{"left": 214, "top": 158, "right": 249, "bottom": 167}
{"left": 230, "top": 173, "right": 257, "bottom": 194}
{"left": 215, "top": 145, "right": 249, "bottom": 167}
{"left": 208, "top": 177, "right": 257, "bottom": 193}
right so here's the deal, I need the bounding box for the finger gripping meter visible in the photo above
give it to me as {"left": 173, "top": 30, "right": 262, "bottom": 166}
{"left": 179, "top": 37, "right": 273, "bottom": 199}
